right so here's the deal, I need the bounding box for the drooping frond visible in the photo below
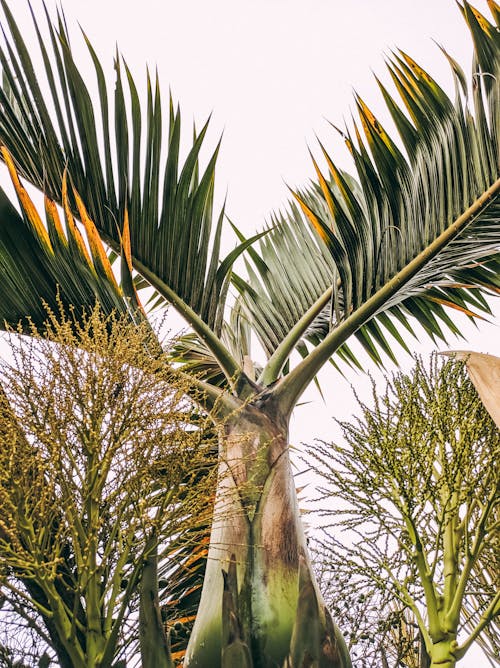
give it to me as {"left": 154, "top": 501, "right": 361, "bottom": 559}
{"left": 240, "top": 1, "right": 500, "bottom": 395}
{"left": 0, "top": 0, "right": 244, "bottom": 337}
{"left": 0, "top": 149, "right": 132, "bottom": 330}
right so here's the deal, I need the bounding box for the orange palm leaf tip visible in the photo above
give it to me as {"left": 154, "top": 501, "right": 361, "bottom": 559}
{"left": 356, "top": 97, "right": 379, "bottom": 137}
{"left": 61, "top": 170, "right": 93, "bottom": 268}
{"left": 1, "top": 146, "right": 52, "bottom": 252}
{"left": 356, "top": 98, "right": 390, "bottom": 141}
{"left": 71, "top": 186, "right": 120, "bottom": 290}
{"left": 425, "top": 295, "right": 487, "bottom": 320}
{"left": 120, "top": 208, "right": 145, "bottom": 314}
{"left": 44, "top": 196, "right": 67, "bottom": 247}
{"left": 466, "top": 2, "right": 495, "bottom": 32}
{"left": 486, "top": 0, "right": 500, "bottom": 21}
{"left": 398, "top": 52, "right": 436, "bottom": 86}
{"left": 290, "top": 190, "right": 330, "bottom": 246}
{"left": 387, "top": 66, "right": 420, "bottom": 120}
{"left": 319, "top": 143, "right": 353, "bottom": 206}
{"left": 309, "top": 152, "right": 336, "bottom": 225}
{"left": 121, "top": 207, "right": 133, "bottom": 273}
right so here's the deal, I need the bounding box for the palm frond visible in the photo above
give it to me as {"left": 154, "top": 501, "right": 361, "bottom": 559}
{"left": 232, "top": 208, "right": 337, "bottom": 360}
{"left": 0, "top": 0, "right": 241, "bottom": 336}
{"left": 0, "top": 149, "right": 132, "bottom": 330}
{"left": 240, "top": 1, "right": 499, "bottom": 390}
{"left": 171, "top": 300, "right": 261, "bottom": 390}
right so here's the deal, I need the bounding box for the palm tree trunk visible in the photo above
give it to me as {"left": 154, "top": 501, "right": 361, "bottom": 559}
{"left": 185, "top": 401, "right": 350, "bottom": 667}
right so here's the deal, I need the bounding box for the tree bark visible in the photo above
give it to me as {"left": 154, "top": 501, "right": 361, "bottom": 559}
{"left": 185, "top": 399, "right": 350, "bottom": 667}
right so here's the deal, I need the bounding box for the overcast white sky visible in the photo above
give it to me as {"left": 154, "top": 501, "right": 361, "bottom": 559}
{"left": 1, "top": 1, "right": 499, "bottom": 664}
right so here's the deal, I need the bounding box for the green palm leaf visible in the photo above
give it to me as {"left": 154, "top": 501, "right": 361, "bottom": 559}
{"left": 232, "top": 207, "right": 337, "bottom": 360}
{"left": 172, "top": 301, "right": 259, "bottom": 390}
{"left": 0, "top": 158, "right": 132, "bottom": 330}
{"left": 0, "top": 0, "right": 237, "bottom": 336}
{"left": 240, "top": 1, "right": 499, "bottom": 389}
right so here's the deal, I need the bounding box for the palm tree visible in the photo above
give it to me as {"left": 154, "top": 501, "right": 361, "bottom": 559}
{"left": 0, "top": 1, "right": 498, "bottom": 666}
